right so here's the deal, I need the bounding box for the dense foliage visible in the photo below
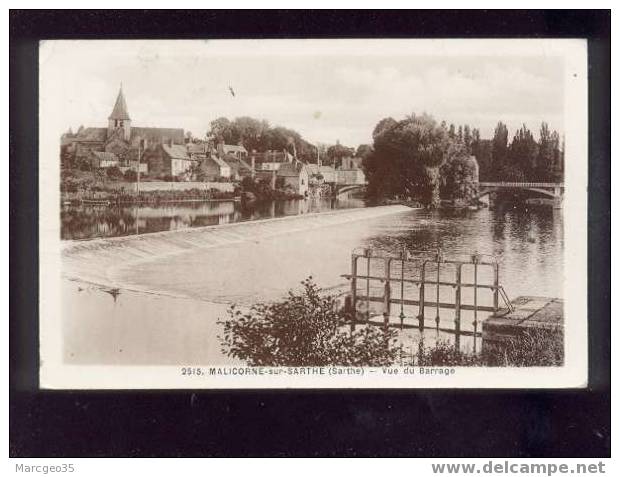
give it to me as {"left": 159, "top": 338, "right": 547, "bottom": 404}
{"left": 219, "top": 278, "right": 400, "bottom": 366}
{"left": 206, "top": 116, "right": 318, "bottom": 163}
{"left": 363, "top": 113, "right": 564, "bottom": 205}
{"left": 364, "top": 113, "right": 449, "bottom": 207}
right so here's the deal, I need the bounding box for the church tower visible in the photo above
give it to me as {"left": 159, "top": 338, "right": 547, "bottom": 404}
{"left": 108, "top": 85, "right": 131, "bottom": 141}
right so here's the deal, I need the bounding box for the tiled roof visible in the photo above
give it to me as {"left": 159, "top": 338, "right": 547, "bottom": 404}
{"left": 75, "top": 127, "right": 108, "bottom": 142}
{"left": 306, "top": 164, "right": 320, "bottom": 175}
{"left": 162, "top": 144, "right": 192, "bottom": 160}
{"left": 204, "top": 155, "right": 229, "bottom": 169}
{"left": 131, "top": 127, "right": 184, "bottom": 145}
{"left": 222, "top": 144, "right": 248, "bottom": 154}
{"left": 187, "top": 143, "right": 208, "bottom": 154}
{"left": 277, "top": 162, "right": 307, "bottom": 177}
{"left": 222, "top": 154, "right": 252, "bottom": 172}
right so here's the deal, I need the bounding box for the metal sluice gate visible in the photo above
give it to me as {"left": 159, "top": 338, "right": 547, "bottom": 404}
{"left": 341, "top": 247, "right": 514, "bottom": 346}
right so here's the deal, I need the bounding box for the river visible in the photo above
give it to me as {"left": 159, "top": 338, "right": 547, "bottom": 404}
{"left": 61, "top": 197, "right": 365, "bottom": 240}
{"left": 61, "top": 200, "right": 563, "bottom": 365}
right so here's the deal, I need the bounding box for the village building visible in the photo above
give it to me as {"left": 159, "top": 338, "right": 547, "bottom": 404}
{"left": 307, "top": 164, "right": 337, "bottom": 185}
{"left": 186, "top": 142, "right": 210, "bottom": 161}
{"left": 218, "top": 144, "right": 248, "bottom": 160}
{"left": 277, "top": 161, "right": 309, "bottom": 197}
{"left": 61, "top": 85, "right": 185, "bottom": 173}
{"left": 248, "top": 150, "right": 294, "bottom": 172}
{"left": 141, "top": 143, "right": 199, "bottom": 179}
{"left": 339, "top": 156, "right": 364, "bottom": 170}
{"left": 200, "top": 155, "right": 231, "bottom": 181}
{"left": 221, "top": 154, "right": 253, "bottom": 181}
{"left": 89, "top": 151, "right": 120, "bottom": 169}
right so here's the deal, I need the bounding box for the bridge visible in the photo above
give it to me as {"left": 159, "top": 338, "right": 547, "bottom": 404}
{"left": 334, "top": 183, "right": 366, "bottom": 196}
{"left": 476, "top": 182, "right": 564, "bottom": 207}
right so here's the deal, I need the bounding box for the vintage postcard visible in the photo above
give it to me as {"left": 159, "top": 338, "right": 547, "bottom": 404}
{"left": 39, "top": 39, "right": 588, "bottom": 389}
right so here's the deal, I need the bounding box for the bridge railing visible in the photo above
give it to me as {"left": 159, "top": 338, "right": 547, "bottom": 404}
{"left": 478, "top": 182, "right": 564, "bottom": 188}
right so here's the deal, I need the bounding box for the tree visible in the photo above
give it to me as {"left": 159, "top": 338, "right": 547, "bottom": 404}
{"left": 219, "top": 277, "right": 399, "bottom": 366}
{"left": 207, "top": 117, "right": 239, "bottom": 145}
{"left": 448, "top": 123, "right": 456, "bottom": 139}
{"left": 509, "top": 124, "right": 538, "bottom": 180}
{"left": 491, "top": 122, "right": 509, "bottom": 178}
{"left": 355, "top": 144, "right": 373, "bottom": 160}
{"left": 326, "top": 143, "right": 353, "bottom": 167}
{"left": 440, "top": 142, "right": 479, "bottom": 203}
{"left": 463, "top": 124, "right": 472, "bottom": 152}
{"left": 365, "top": 113, "right": 450, "bottom": 206}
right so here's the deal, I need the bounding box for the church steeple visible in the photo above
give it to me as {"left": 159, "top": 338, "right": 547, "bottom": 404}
{"left": 108, "top": 84, "right": 131, "bottom": 141}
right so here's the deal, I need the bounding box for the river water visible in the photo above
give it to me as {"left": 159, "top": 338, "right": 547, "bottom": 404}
{"left": 61, "top": 197, "right": 365, "bottom": 240}
{"left": 62, "top": 200, "right": 563, "bottom": 365}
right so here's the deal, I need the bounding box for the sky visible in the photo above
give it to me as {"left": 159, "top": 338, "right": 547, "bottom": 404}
{"left": 40, "top": 39, "right": 567, "bottom": 147}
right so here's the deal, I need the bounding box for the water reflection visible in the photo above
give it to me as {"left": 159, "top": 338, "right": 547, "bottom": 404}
{"left": 61, "top": 196, "right": 366, "bottom": 240}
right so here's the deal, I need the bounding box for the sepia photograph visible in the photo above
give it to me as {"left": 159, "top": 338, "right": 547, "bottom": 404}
{"left": 38, "top": 38, "right": 588, "bottom": 389}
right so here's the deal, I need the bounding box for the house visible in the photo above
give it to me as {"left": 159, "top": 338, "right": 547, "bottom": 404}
{"left": 306, "top": 164, "right": 336, "bottom": 185}
{"left": 339, "top": 156, "right": 363, "bottom": 170}
{"left": 336, "top": 168, "right": 366, "bottom": 185}
{"left": 222, "top": 154, "right": 253, "bottom": 181}
{"left": 143, "top": 143, "right": 198, "bottom": 179}
{"left": 277, "top": 161, "right": 309, "bottom": 197}
{"left": 306, "top": 164, "right": 321, "bottom": 184}
{"left": 200, "top": 155, "right": 231, "bottom": 180}
{"left": 186, "top": 142, "right": 210, "bottom": 160}
{"left": 218, "top": 144, "right": 248, "bottom": 160}
{"left": 248, "top": 150, "right": 294, "bottom": 172}
{"left": 319, "top": 165, "right": 336, "bottom": 184}
{"left": 90, "top": 151, "right": 119, "bottom": 169}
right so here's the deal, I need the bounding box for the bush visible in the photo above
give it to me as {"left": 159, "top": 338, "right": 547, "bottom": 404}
{"left": 411, "top": 328, "right": 564, "bottom": 367}
{"left": 219, "top": 277, "right": 400, "bottom": 366}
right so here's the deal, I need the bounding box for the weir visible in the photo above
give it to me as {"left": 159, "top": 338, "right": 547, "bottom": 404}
{"left": 62, "top": 205, "right": 411, "bottom": 289}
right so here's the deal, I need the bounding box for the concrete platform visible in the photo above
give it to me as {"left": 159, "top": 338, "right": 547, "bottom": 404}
{"left": 482, "top": 296, "right": 564, "bottom": 345}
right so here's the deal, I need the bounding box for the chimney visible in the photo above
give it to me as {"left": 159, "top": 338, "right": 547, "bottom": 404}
{"left": 251, "top": 156, "right": 256, "bottom": 178}
{"left": 217, "top": 142, "right": 224, "bottom": 156}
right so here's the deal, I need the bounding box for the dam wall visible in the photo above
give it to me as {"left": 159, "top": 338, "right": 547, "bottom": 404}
{"left": 62, "top": 205, "right": 411, "bottom": 289}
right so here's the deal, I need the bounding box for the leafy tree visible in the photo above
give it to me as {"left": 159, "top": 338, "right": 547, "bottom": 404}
{"left": 537, "top": 122, "right": 555, "bottom": 181}
{"left": 207, "top": 117, "right": 239, "bottom": 145}
{"left": 355, "top": 144, "right": 373, "bottom": 160}
{"left": 219, "top": 277, "right": 399, "bottom": 366}
{"left": 491, "top": 122, "right": 509, "bottom": 178}
{"left": 440, "top": 142, "right": 479, "bottom": 203}
{"left": 463, "top": 124, "right": 472, "bottom": 152}
{"left": 365, "top": 113, "right": 449, "bottom": 206}
{"left": 509, "top": 124, "right": 538, "bottom": 179}
{"left": 448, "top": 123, "right": 456, "bottom": 139}
{"left": 372, "top": 117, "right": 398, "bottom": 140}
{"left": 326, "top": 143, "right": 354, "bottom": 167}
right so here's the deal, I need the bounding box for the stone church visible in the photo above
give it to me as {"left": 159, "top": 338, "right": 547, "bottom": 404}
{"left": 61, "top": 86, "right": 185, "bottom": 167}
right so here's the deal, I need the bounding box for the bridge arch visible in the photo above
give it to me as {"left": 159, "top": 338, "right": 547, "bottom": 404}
{"left": 335, "top": 184, "right": 366, "bottom": 196}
